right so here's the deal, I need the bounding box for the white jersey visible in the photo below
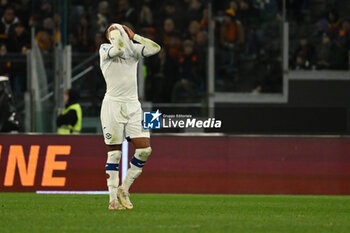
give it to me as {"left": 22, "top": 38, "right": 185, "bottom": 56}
{"left": 99, "top": 28, "right": 161, "bottom": 102}
{"left": 99, "top": 43, "right": 143, "bottom": 102}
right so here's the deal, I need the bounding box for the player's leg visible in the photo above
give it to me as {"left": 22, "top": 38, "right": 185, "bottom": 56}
{"left": 118, "top": 137, "right": 151, "bottom": 209}
{"left": 118, "top": 103, "right": 151, "bottom": 209}
{"left": 101, "top": 99, "right": 126, "bottom": 209}
{"left": 120, "top": 137, "right": 151, "bottom": 191}
{"left": 106, "top": 144, "right": 125, "bottom": 209}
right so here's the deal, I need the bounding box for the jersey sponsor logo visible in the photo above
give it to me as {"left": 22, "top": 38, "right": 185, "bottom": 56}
{"left": 143, "top": 110, "right": 161, "bottom": 129}
{"left": 101, "top": 44, "right": 108, "bottom": 51}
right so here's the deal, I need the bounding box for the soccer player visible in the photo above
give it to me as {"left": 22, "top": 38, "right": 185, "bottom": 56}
{"left": 99, "top": 23, "right": 160, "bottom": 210}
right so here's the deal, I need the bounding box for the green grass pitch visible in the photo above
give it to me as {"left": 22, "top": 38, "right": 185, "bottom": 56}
{"left": 0, "top": 193, "right": 350, "bottom": 233}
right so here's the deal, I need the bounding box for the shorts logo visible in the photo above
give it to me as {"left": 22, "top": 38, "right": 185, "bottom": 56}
{"left": 143, "top": 109, "right": 161, "bottom": 129}
{"left": 105, "top": 133, "right": 112, "bottom": 140}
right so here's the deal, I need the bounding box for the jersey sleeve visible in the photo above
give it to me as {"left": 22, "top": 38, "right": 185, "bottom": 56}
{"left": 99, "top": 43, "right": 112, "bottom": 60}
{"left": 99, "top": 42, "right": 125, "bottom": 60}
{"left": 132, "top": 43, "right": 146, "bottom": 59}
{"left": 132, "top": 34, "right": 161, "bottom": 58}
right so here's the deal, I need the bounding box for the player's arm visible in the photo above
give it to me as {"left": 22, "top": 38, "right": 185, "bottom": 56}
{"left": 100, "top": 30, "right": 125, "bottom": 59}
{"left": 108, "top": 29, "right": 126, "bottom": 57}
{"left": 133, "top": 34, "right": 161, "bottom": 57}
{"left": 122, "top": 25, "right": 161, "bottom": 57}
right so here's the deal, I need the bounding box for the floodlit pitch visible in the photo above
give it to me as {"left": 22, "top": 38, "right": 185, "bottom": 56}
{"left": 0, "top": 193, "right": 350, "bottom": 233}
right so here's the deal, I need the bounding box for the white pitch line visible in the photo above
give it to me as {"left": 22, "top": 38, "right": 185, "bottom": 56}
{"left": 36, "top": 191, "right": 108, "bottom": 194}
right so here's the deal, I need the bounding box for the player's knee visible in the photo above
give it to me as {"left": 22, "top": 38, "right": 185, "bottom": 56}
{"left": 135, "top": 147, "right": 152, "bottom": 161}
{"left": 106, "top": 150, "right": 121, "bottom": 187}
{"left": 129, "top": 147, "right": 151, "bottom": 170}
{"left": 107, "top": 150, "right": 122, "bottom": 163}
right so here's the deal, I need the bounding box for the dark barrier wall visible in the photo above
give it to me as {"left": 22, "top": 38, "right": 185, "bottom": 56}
{"left": 1, "top": 134, "right": 350, "bottom": 194}
{"left": 215, "top": 79, "right": 350, "bottom": 134}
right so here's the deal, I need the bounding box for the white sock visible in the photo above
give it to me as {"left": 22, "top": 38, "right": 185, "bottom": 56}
{"left": 120, "top": 147, "right": 151, "bottom": 191}
{"left": 106, "top": 150, "right": 121, "bottom": 202}
{"left": 120, "top": 164, "right": 142, "bottom": 191}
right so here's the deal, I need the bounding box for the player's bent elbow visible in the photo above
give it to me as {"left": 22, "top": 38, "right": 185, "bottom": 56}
{"left": 144, "top": 46, "right": 161, "bottom": 57}
{"left": 155, "top": 45, "right": 161, "bottom": 54}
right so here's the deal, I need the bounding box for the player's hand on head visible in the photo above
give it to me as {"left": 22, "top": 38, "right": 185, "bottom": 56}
{"left": 108, "top": 25, "right": 118, "bottom": 32}
{"left": 107, "top": 24, "right": 119, "bottom": 40}
{"left": 122, "top": 25, "right": 135, "bottom": 40}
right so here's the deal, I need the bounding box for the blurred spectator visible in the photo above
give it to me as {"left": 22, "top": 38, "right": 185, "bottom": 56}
{"left": 0, "top": 0, "right": 9, "bottom": 17}
{"left": 7, "top": 21, "right": 28, "bottom": 93}
{"left": 187, "top": 20, "right": 200, "bottom": 41}
{"left": 145, "top": 48, "right": 179, "bottom": 102}
{"left": 76, "top": 14, "right": 89, "bottom": 52}
{"left": 161, "top": 17, "right": 175, "bottom": 43}
{"left": 57, "top": 89, "right": 82, "bottom": 134}
{"left": 35, "top": 29, "right": 52, "bottom": 52}
{"left": 34, "top": 17, "right": 60, "bottom": 52}
{"left": 0, "top": 43, "right": 10, "bottom": 77}
{"left": 200, "top": 7, "right": 217, "bottom": 32}
{"left": 91, "top": 1, "right": 110, "bottom": 36}
{"left": 199, "top": 8, "right": 210, "bottom": 31}
{"left": 253, "top": 58, "right": 282, "bottom": 93}
{"left": 237, "top": 0, "right": 259, "bottom": 26}
{"left": 38, "top": 0, "right": 53, "bottom": 20}
{"left": 161, "top": 18, "right": 182, "bottom": 60}
{"left": 0, "top": 7, "right": 19, "bottom": 42}
{"left": 159, "top": 0, "right": 183, "bottom": 29}
{"left": 316, "top": 33, "right": 332, "bottom": 70}
{"left": 327, "top": 10, "right": 341, "bottom": 39}
{"left": 89, "top": 32, "right": 105, "bottom": 53}
{"left": 218, "top": 8, "right": 244, "bottom": 77}
{"left": 195, "top": 30, "right": 208, "bottom": 51}
{"left": 194, "top": 30, "right": 208, "bottom": 90}
{"left": 139, "top": 2, "right": 153, "bottom": 28}
{"left": 339, "top": 19, "right": 350, "bottom": 62}
{"left": 316, "top": 9, "right": 341, "bottom": 39}
{"left": 0, "top": 42, "right": 7, "bottom": 54}
{"left": 12, "top": 1, "right": 30, "bottom": 25}
{"left": 41, "top": 17, "right": 61, "bottom": 45}
{"left": 339, "top": 18, "right": 350, "bottom": 41}
{"left": 252, "top": 0, "right": 278, "bottom": 20}
{"left": 220, "top": 9, "right": 244, "bottom": 50}
{"left": 333, "top": 18, "right": 350, "bottom": 70}
{"left": 114, "top": 0, "right": 137, "bottom": 27}
{"left": 171, "top": 78, "right": 198, "bottom": 103}
{"left": 228, "top": 1, "right": 239, "bottom": 13}
{"left": 7, "top": 22, "right": 29, "bottom": 52}
{"left": 179, "top": 40, "right": 200, "bottom": 85}
{"left": 286, "top": 0, "right": 309, "bottom": 23}
{"left": 292, "top": 37, "right": 315, "bottom": 70}
{"left": 186, "top": 0, "right": 203, "bottom": 23}
{"left": 68, "top": 33, "right": 79, "bottom": 52}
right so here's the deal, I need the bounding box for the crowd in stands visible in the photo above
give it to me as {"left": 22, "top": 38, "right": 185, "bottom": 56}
{"left": 291, "top": 7, "right": 350, "bottom": 71}
{"left": 0, "top": 0, "right": 349, "bottom": 102}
